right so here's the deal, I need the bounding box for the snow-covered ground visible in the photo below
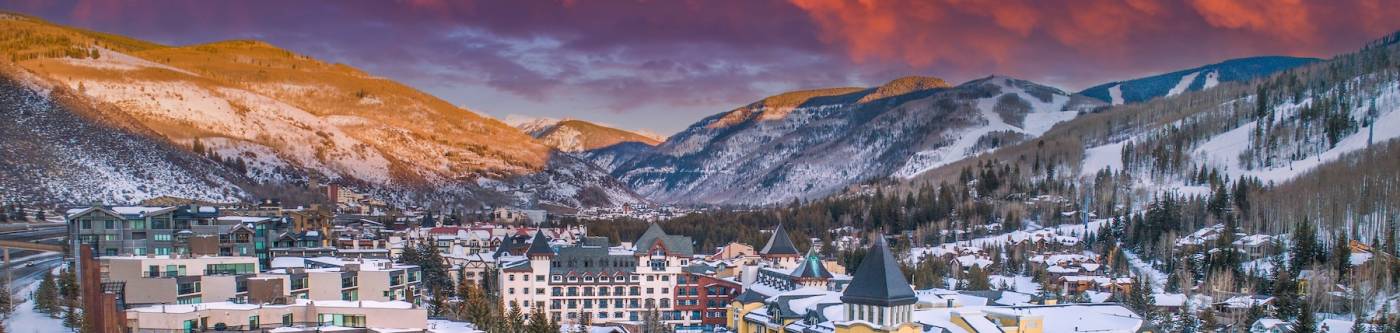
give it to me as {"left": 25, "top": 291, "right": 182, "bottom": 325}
{"left": 1120, "top": 250, "right": 1167, "bottom": 293}
{"left": 4, "top": 264, "right": 67, "bottom": 333}
{"left": 895, "top": 77, "right": 1078, "bottom": 178}
{"left": 1193, "top": 80, "right": 1400, "bottom": 184}
{"left": 1108, "top": 84, "right": 1124, "bottom": 105}
{"left": 1167, "top": 71, "right": 1202, "bottom": 97}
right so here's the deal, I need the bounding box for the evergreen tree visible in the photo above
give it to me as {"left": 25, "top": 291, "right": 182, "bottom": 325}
{"left": 58, "top": 268, "right": 78, "bottom": 310}
{"left": 460, "top": 281, "right": 493, "bottom": 328}
{"left": 0, "top": 277, "right": 13, "bottom": 319}
{"left": 1245, "top": 302, "right": 1266, "bottom": 329}
{"left": 1295, "top": 301, "right": 1317, "bottom": 333}
{"left": 640, "top": 307, "right": 671, "bottom": 333}
{"left": 525, "top": 306, "right": 553, "bottom": 333}
{"left": 34, "top": 271, "right": 59, "bottom": 316}
{"left": 1126, "top": 277, "right": 1156, "bottom": 321}
{"left": 61, "top": 302, "right": 82, "bottom": 332}
{"left": 965, "top": 265, "right": 991, "bottom": 290}
{"left": 1291, "top": 218, "right": 1320, "bottom": 273}
{"left": 1332, "top": 232, "right": 1351, "bottom": 280}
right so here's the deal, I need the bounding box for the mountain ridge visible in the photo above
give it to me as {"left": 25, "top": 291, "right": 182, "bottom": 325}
{"left": 1079, "top": 56, "right": 1319, "bottom": 105}
{"left": 0, "top": 13, "right": 642, "bottom": 209}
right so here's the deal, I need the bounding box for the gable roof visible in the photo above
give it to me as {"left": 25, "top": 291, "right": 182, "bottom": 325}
{"left": 791, "top": 247, "right": 833, "bottom": 280}
{"left": 840, "top": 237, "right": 917, "bottom": 306}
{"left": 526, "top": 230, "right": 554, "bottom": 256}
{"left": 761, "top": 224, "right": 800, "bottom": 256}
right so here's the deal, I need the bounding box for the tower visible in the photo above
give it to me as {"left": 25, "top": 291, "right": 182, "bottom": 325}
{"left": 760, "top": 223, "right": 801, "bottom": 269}
{"left": 838, "top": 237, "right": 918, "bottom": 332}
{"left": 790, "top": 247, "right": 833, "bottom": 288}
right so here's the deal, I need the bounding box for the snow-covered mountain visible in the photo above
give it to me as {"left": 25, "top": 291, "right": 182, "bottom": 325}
{"left": 1080, "top": 56, "right": 1318, "bottom": 105}
{"left": 0, "top": 14, "right": 642, "bottom": 208}
{"left": 512, "top": 119, "right": 663, "bottom": 153}
{"left": 588, "top": 76, "right": 1104, "bottom": 205}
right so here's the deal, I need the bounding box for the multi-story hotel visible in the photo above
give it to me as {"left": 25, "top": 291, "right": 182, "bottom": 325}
{"left": 497, "top": 223, "right": 702, "bottom": 327}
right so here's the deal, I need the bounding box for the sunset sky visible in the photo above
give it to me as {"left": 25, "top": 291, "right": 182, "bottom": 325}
{"left": 4, "top": 0, "right": 1398, "bottom": 135}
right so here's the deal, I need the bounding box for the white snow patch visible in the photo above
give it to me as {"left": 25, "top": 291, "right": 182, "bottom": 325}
{"left": 1202, "top": 70, "right": 1220, "bottom": 89}
{"left": 1108, "top": 84, "right": 1124, "bottom": 105}
{"left": 1167, "top": 71, "right": 1201, "bottom": 97}
{"left": 1080, "top": 140, "right": 1128, "bottom": 177}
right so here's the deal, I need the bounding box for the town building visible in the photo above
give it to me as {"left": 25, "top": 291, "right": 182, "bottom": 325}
{"left": 497, "top": 224, "right": 699, "bottom": 327}
{"left": 102, "top": 254, "right": 261, "bottom": 306}
{"left": 262, "top": 257, "right": 422, "bottom": 303}
{"left": 123, "top": 299, "right": 426, "bottom": 332}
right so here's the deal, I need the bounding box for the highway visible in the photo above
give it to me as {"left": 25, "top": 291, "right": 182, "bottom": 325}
{"left": 0, "top": 225, "right": 68, "bottom": 262}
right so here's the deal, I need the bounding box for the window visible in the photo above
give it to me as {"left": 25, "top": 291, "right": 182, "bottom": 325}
{"left": 155, "top": 247, "right": 171, "bottom": 255}
{"left": 319, "top": 314, "right": 366, "bottom": 328}
{"left": 105, "top": 220, "right": 116, "bottom": 229}
{"left": 340, "top": 289, "right": 358, "bottom": 301}
{"left": 154, "top": 234, "right": 173, "bottom": 241}
{"left": 281, "top": 314, "right": 293, "bottom": 327}
{"left": 248, "top": 315, "right": 259, "bottom": 330}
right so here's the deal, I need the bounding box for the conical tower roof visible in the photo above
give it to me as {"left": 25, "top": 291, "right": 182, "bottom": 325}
{"left": 840, "top": 237, "right": 916, "bottom": 306}
{"left": 761, "top": 223, "right": 800, "bottom": 256}
{"left": 790, "top": 247, "right": 833, "bottom": 280}
{"left": 526, "top": 229, "right": 554, "bottom": 257}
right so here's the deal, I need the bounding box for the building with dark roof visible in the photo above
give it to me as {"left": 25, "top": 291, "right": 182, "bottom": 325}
{"left": 835, "top": 237, "right": 919, "bottom": 332}
{"left": 760, "top": 224, "right": 802, "bottom": 269}
{"left": 498, "top": 222, "right": 701, "bottom": 328}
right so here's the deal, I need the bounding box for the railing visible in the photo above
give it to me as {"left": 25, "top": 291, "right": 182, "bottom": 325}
{"left": 127, "top": 321, "right": 406, "bottom": 333}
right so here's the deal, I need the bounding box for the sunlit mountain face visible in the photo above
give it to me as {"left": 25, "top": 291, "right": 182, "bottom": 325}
{"left": 0, "top": 1, "right": 1397, "bottom": 210}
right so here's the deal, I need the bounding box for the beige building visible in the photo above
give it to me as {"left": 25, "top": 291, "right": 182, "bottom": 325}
{"left": 261, "top": 257, "right": 421, "bottom": 303}
{"left": 124, "top": 299, "right": 426, "bottom": 332}
{"left": 103, "top": 255, "right": 260, "bottom": 305}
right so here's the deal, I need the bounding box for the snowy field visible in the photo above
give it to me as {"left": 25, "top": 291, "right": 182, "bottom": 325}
{"left": 4, "top": 263, "right": 67, "bottom": 333}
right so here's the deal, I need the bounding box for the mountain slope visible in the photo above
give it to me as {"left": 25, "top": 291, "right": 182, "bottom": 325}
{"left": 590, "top": 76, "right": 1103, "bottom": 205}
{"left": 1080, "top": 56, "right": 1319, "bottom": 105}
{"left": 517, "top": 119, "right": 663, "bottom": 153}
{"left": 0, "top": 73, "right": 250, "bottom": 204}
{"left": 0, "top": 13, "right": 641, "bottom": 208}
{"left": 907, "top": 30, "right": 1400, "bottom": 235}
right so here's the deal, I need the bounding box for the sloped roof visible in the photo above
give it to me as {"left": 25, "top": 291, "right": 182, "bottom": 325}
{"left": 840, "top": 238, "right": 917, "bottom": 306}
{"left": 735, "top": 289, "right": 768, "bottom": 303}
{"left": 761, "top": 224, "right": 800, "bottom": 256}
{"left": 791, "top": 247, "right": 833, "bottom": 280}
{"left": 632, "top": 223, "right": 694, "bottom": 256}
{"left": 526, "top": 230, "right": 555, "bottom": 256}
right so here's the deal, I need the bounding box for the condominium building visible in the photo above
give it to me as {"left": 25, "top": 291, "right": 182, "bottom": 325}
{"left": 123, "top": 299, "right": 426, "bottom": 332}
{"left": 102, "top": 255, "right": 261, "bottom": 306}
{"left": 68, "top": 206, "right": 222, "bottom": 257}
{"left": 262, "top": 257, "right": 422, "bottom": 303}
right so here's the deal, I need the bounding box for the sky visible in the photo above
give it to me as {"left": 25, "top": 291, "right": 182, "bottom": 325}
{"left": 3, "top": 0, "right": 1398, "bottom": 135}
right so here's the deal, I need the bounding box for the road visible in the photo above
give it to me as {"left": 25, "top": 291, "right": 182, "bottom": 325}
{"left": 0, "top": 225, "right": 68, "bottom": 261}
